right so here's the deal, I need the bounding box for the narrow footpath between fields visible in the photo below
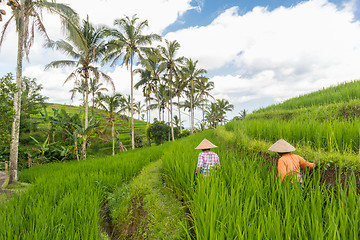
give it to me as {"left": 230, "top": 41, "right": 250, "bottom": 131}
{"left": 100, "top": 160, "right": 189, "bottom": 239}
{"left": 0, "top": 171, "right": 13, "bottom": 199}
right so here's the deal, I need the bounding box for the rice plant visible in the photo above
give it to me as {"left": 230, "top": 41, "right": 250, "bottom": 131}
{"left": 0, "top": 147, "right": 162, "bottom": 239}
{"left": 227, "top": 118, "right": 360, "bottom": 154}
{"left": 162, "top": 131, "right": 360, "bottom": 239}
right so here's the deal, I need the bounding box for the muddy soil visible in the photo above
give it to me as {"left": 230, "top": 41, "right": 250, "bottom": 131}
{"left": 100, "top": 197, "right": 149, "bottom": 240}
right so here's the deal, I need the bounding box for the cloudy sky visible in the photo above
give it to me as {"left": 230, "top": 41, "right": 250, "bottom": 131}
{"left": 1, "top": 0, "right": 360, "bottom": 126}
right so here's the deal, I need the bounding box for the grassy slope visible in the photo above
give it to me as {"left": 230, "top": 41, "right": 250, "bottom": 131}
{"left": 232, "top": 80, "right": 360, "bottom": 167}
{"left": 255, "top": 79, "right": 360, "bottom": 112}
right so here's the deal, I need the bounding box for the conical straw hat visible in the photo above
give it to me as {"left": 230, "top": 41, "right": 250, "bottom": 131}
{"left": 195, "top": 138, "right": 218, "bottom": 150}
{"left": 268, "top": 139, "right": 296, "bottom": 153}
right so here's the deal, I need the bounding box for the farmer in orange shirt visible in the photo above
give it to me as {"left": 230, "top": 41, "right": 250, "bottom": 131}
{"left": 269, "top": 139, "right": 316, "bottom": 186}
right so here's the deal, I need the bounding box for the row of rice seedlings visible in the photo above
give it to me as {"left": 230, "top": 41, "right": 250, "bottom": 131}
{"left": 162, "top": 131, "right": 360, "bottom": 239}
{"left": 0, "top": 147, "right": 163, "bottom": 239}
{"left": 228, "top": 118, "right": 360, "bottom": 154}
{"left": 256, "top": 80, "right": 360, "bottom": 112}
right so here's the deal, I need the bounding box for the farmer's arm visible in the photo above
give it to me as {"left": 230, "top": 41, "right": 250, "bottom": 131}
{"left": 299, "top": 156, "right": 315, "bottom": 169}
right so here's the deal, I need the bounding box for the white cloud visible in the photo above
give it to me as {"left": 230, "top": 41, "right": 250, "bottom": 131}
{"left": 0, "top": 0, "right": 197, "bottom": 105}
{"left": 166, "top": 0, "right": 360, "bottom": 114}
{"left": 2, "top": 0, "right": 360, "bottom": 124}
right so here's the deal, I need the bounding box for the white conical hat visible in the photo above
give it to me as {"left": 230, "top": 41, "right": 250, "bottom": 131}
{"left": 195, "top": 138, "right": 218, "bottom": 150}
{"left": 268, "top": 139, "right": 296, "bottom": 153}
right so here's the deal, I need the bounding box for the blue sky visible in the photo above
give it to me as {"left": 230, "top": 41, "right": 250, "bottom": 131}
{"left": 1, "top": 0, "right": 360, "bottom": 126}
{"left": 165, "top": 0, "right": 359, "bottom": 34}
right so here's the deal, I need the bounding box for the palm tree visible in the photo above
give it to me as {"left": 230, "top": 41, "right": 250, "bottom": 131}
{"left": 182, "top": 58, "right": 207, "bottom": 133}
{"left": 89, "top": 76, "right": 108, "bottom": 109}
{"left": 46, "top": 17, "right": 113, "bottom": 159}
{"left": 216, "top": 99, "right": 234, "bottom": 124}
{"left": 175, "top": 71, "right": 188, "bottom": 134}
{"left": 104, "top": 15, "right": 161, "bottom": 149}
{"left": 239, "top": 109, "right": 248, "bottom": 120}
{"left": 197, "top": 76, "right": 214, "bottom": 122}
{"left": 134, "top": 68, "right": 153, "bottom": 125}
{"left": 0, "top": 0, "right": 78, "bottom": 184}
{"left": 158, "top": 39, "right": 184, "bottom": 141}
{"left": 137, "top": 48, "right": 164, "bottom": 121}
{"left": 205, "top": 102, "right": 221, "bottom": 129}
{"left": 97, "top": 93, "right": 123, "bottom": 156}
{"left": 149, "top": 83, "right": 168, "bottom": 121}
{"left": 134, "top": 101, "right": 145, "bottom": 120}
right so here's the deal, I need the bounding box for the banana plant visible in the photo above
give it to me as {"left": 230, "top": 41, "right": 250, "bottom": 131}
{"left": 30, "top": 135, "right": 50, "bottom": 164}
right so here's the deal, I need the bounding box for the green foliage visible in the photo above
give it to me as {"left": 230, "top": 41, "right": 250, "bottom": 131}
{"left": 147, "top": 120, "right": 171, "bottom": 145}
{"left": 20, "top": 76, "right": 48, "bottom": 133}
{"left": 0, "top": 73, "right": 16, "bottom": 146}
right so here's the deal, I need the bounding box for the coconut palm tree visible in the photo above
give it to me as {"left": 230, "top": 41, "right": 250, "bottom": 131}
{"left": 158, "top": 39, "right": 184, "bottom": 141}
{"left": 46, "top": 17, "right": 113, "bottom": 159}
{"left": 175, "top": 71, "right": 188, "bottom": 134}
{"left": 97, "top": 93, "right": 123, "bottom": 156}
{"left": 134, "top": 101, "right": 145, "bottom": 120}
{"left": 205, "top": 102, "right": 221, "bottom": 128}
{"left": 137, "top": 48, "right": 164, "bottom": 121}
{"left": 182, "top": 58, "right": 207, "bottom": 133}
{"left": 89, "top": 76, "right": 108, "bottom": 109}
{"left": 134, "top": 68, "right": 153, "bottom": 125}
{"left": 149, "top": 83, "right": 168, "bottom": 122}
{"left": 196, "top": 76, "right": 214, "bottom": 122}
{"left": 103, "top": 15, "right": 161, "bottom": 149}
{"left": 216, "top": 99, "right": 234, "bottom": 124}
{"left": 0, "top": 0, "right": 78, "bottom": 184}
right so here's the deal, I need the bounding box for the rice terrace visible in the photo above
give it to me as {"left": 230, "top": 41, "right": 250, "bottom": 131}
{"left": 1, "top": 0, "right": 360, "bottom": 239}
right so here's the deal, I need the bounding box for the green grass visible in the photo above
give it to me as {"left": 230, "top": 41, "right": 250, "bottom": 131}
{"left": 0, "top": 147, "right": 162, "bottom": 239}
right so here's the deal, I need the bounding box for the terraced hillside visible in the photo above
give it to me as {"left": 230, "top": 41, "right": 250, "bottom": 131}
{"left": 1, "top": 81, "right": 360, "bottom": 239}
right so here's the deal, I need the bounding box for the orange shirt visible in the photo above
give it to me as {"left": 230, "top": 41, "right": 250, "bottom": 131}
{"left": 277, "top": 153, "right": 315, "bottom": 182}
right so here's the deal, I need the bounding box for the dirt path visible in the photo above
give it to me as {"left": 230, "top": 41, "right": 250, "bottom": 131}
{"left": 0, "top": 171, "right": 13, "bottom": 197}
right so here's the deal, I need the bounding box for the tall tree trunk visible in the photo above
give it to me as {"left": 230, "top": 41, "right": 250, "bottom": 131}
{"left": 84, "top": 74, "right": 89, "bottom": 129}
{"left": 148, "top": 100, "right": 151, "bottom": 124}
{"left": 112, "top": 118, "right": 115, "bottom": 156}
{"left": 178, "top": 96, "right": 182, "bottom": 134}
{"left": 9, "top": 4, "right": 25, "bottom": 184}
{"left": 169, "top": 69, "right": 174, "bottom": 141}
{"left": 130, "top": 57, "right": 135, "bottom": 149}
{"left": 83, "top": 73, "right": 89, "bottom": 160}
{"left": 190, "top": 79, "right": 194, "bottom": 133}
{"left": 146, "top": 100, "right": 148, "bottom": 124}
{"left": 74, "top": 135, "right": 79, "bottom": 161}
{"left": 82, "top": 137, "right": 86, "bottom": 160}
{"left": 162, "top": 106, "right": 165, "bottom": 123}
{"left": 156, "top": 83, "right": 160, "bottom": 121}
